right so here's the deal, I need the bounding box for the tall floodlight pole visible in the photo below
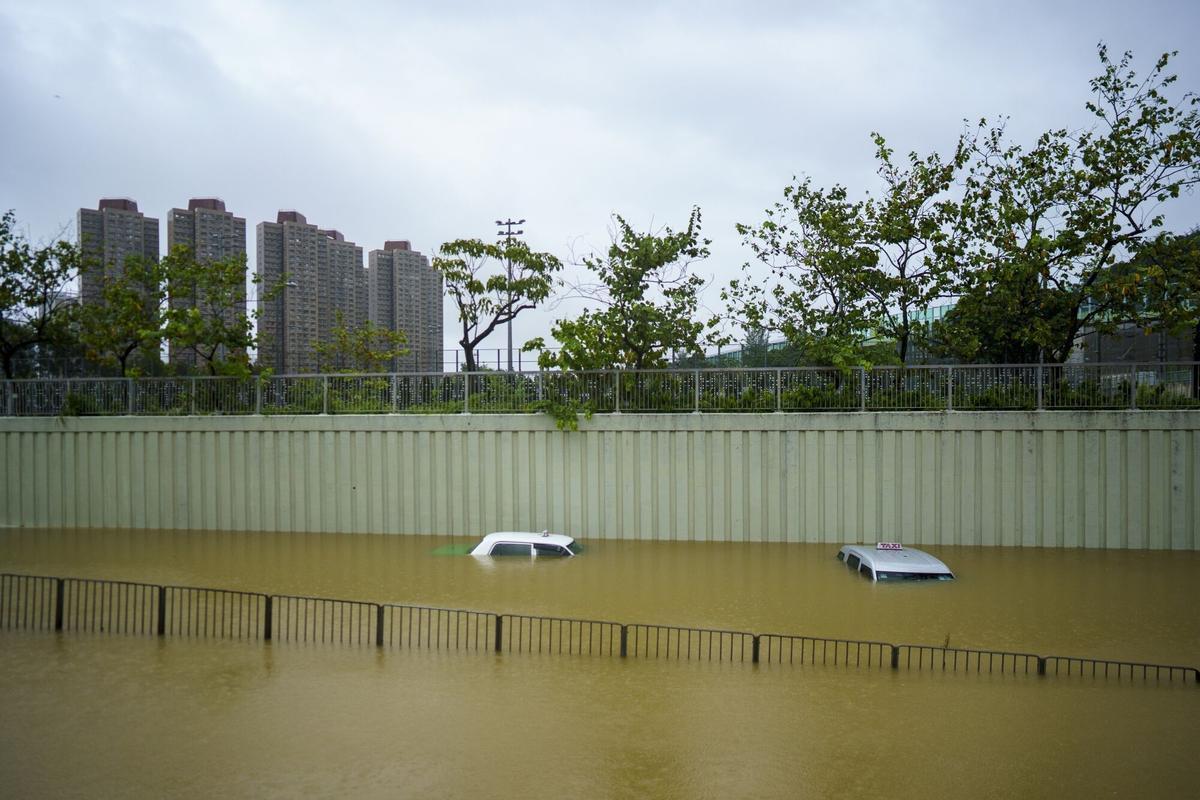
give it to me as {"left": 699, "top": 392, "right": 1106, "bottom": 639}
{"left": 495, "top": 218, "right": 525, "bottom": 371}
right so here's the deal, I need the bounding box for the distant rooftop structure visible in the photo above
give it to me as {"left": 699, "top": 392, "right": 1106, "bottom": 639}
{"left": 187, "top": 198, "right": 226, "bottom": 212}
{"left": 319, "top": 229, "right": 345, "bottom": 242}
{"left": 276, "top": 210, "right": 307, "bottom": 225}
{"left": 384, "top": 240, "right": 412, "bottom": 251}
{"left": 97, "top": 198, "right": 138, "bottom": 212}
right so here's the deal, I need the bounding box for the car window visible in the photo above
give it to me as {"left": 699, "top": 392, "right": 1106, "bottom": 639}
{"left": 860, "top": 565, "right": 874, "bottom": 580}
{"left": 489, "top": 542, "right": 532, "bottom": 556}
{"left": 846, "top": 554, "right": 861, "bottom": 570}
{"left": 534, "top": 543, "right": 569, "bottom": 557}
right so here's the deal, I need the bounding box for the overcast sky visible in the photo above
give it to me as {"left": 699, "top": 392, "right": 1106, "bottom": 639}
{"left": 2, "top": 0, "right": 1198, "bottom": 358}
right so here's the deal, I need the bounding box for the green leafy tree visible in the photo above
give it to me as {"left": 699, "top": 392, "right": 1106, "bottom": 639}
{"left": 315, "top": 310, "right": 409, "bottom": 373}
{"left": 535, "top": 207, "right": 715, "bottom": 370}
{"left": 76, "top": 254, "right": 165, "bottom": 376}
{"left": 1121, "top": 229, "right": 1200, "bottom": 362}
{"left": 0, "top": 211, "right": 79, "bottom": 378}
{"left": 729, "top": 134, "right": 965, "bottom": 367}
{"left": 434, "top": 238, "right": 561, "bottom": 372}
{"left": 162, "top": 246, "right": 256, "bottom": 375}
{"left": 938, "top": 45, "right": 1200, "bottom": 363}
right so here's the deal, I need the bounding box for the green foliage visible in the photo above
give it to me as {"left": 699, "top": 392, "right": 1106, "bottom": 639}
{"left": 936, "top": 46, "right": 1200, "bottom": 363}
{"left": 76, "top": 254, "right": 166, "bottom": 376}
{"left": 538, "top": 207, "right": 717, "bottom": 371}
{"left": 1111, "top": 229, "right": 1200, "bottom": 361}
{"left": 0, "top": 210, "right": 79, "bottom": 378}
{"left": 162, "top": 246, "right": 256, "bottom": 376}
{"left": 729, "top": 133, "right": 965, "bottom": 366}
{"left": 315, "top": 310, "right": 409, "bottom": 374}
{"left": 434, "top": 238, "right": 562, "bottom": 372}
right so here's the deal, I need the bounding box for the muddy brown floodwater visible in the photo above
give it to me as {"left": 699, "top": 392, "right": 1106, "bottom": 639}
{"left": 2, "top": 527, "right": 1199, "bottom": 798}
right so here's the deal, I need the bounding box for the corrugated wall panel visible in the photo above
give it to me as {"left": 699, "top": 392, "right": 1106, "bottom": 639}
{"left": 2, "top": 413, "right": 1198, "bottom": 549}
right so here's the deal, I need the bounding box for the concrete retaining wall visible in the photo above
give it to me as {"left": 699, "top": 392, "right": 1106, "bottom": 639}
{"left": 1, "top": 412, "right": 1197, "bottom": 548}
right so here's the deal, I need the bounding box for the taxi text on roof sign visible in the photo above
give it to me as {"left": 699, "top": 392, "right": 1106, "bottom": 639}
{"left": 876, "top": 542, "right": 904, "bottom": 551}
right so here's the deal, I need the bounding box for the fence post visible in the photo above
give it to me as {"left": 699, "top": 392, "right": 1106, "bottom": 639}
{"left": 127, "top": 378, "right": 135, "bottom": 415}
{"left": 5, "top": 380, "right": 12, "bottom": 416}
{"left": 620, "top": 624, "right": 628, "bottom": 658}
{"left": 322, "top": 375, "right": 329, "bottom": 414}
{"left": 494, "top": 615, "right": 503, "bottom": 652}
{"left": 775, "top": 369, "right": 782, "bottom": 412}
{"left": 189, "top": 377, "right": 197, "bottom": 415}
{"left": 946, "top": 367, "right": 954, "bottom": 412}
{"left": 890, "top": 645, "right": 899, "bottom": 670}
{"left": 157, "top": 585, "right": 166, "bottom": 636}
{"left": 859, "top": 367, "right": 867, "bottom": 412}
{"left": 375, "top": 605, "right": 384, "bottom": 647}
{"left": 614, "top": 371, "right": 621, "bottom": 413}
{"left": 1037, "top": 656, "right": 1046, "bottom": 676}
{"left": 255, "top": 377, "right": 263, "bottom": 415}
{"left": 752, "top": 635, "right": 760, "bottom": 664}
{"left": 54, "top": 578, "right": 64, "bottom": 631}
{"left": 1130, "top": 365, "right": 1138, "bottom": 410}
{"left": 537, "top": 371, "right": 544, "bottom": 402}
{"left": 1036, "top": 364, "right": 1044, "bottom": 410}
{"left": 693, "top": 369, "right": 701, "bottom": 413}
{"left": 464, "top": 372, "right": 471, "bottom": 414}
{"left": 263, "top": 595, "right": 273, "bottom": 641}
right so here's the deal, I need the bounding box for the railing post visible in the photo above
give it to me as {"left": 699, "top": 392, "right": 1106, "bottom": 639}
{"left": 946, "top": 367, "right": 954, "bottom": 412}
{"left": 391, "top": 374, "right": 399, "bottom": 414}
{"left": 859, "top": 367, "right": 867, "bottom": 412}
{"left": 463, "top": 372, "right": 471, "bottom": 414}
{"left": 1036, "top": 364, "right": 1044, "bottom": 410}
{"left": 614, "top": 371, "right": 621, "bottom": 414}
{"left": 127, "top": 378, "right": 135, "bottom": 415}
{"left": 189, "top": 377, "right": 197, "bottom": 415}
{"left": 1037, "top": 656, "right": 1046, "bottom": 676}
{"left": 775, "top": 369, "right": 782, "bottom": 412}
{"left": 1130, "top": 365, "right": 1138, "bottom": 410}
{"left": 322, "top": 375, "right": 329, "bottom": 414}
{"left": 620, "top": 624, "right": 628, "bottom": 658}
{"left": 375, "top": 604, "right": 384, "bottom": 647}
{"left": 693, "top": 369, "right": 701, "bottom": 413}
{"left": 5, "top": 380, "right": 12, "bottom": 416}
{"left": 157, "top": 585, "right": 167, "bottom": 636}
{"left": 537, "top": 371, "right": 543, "bottom": 402}
{"left": 494, "top": 615, "right": 503, "bottom": 652}
{"left": 890, "top": 645, "right": 899, "bottom": 670}
{"left": 263, "top": 595, "right": 273, "bottom": 641}
{"left": 54, "top": 578, "right": 64, "bottom": 631}
{"left": 255, "top": 376, "right": 263, "bottom": 415}
{"left": 752, "top": 635, "right": 760, "bottom": 663}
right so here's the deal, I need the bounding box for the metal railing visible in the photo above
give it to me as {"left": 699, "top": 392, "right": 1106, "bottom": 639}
{"left": 4, "top": 362, "right": 1198, "bottom": 417}
{"left": 2, "top": 572, "right": 1196, "bottom": 687}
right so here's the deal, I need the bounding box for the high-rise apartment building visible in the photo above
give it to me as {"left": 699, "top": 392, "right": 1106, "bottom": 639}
{"left": 77, "top": 199, "right": 159, "bottom": 305}
{"left": 367, "top": 241, "right": 443, "bottom": 372}
{"left": 166, "top": 198, "right": 247, "bottom": 369}
{"left": 256, "top": 211, "right": 367, "bottom": 373}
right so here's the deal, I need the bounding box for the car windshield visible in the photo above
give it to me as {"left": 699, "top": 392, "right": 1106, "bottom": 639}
{"left": 875, "top": 571, "right": 954, "bottom": 581}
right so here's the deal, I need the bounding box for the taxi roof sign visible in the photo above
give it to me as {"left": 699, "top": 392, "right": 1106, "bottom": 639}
{"left": 876, "top": 542, "right": 904, "bottom": 551}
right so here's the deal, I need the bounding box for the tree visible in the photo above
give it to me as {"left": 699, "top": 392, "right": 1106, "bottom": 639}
{"left": 1109, "top": 229, "right": 1200, "bottom": 358}
{"left": 76, "top": 254, "right": 165, "bottom": 376}
{"left": 314, "top": 310, "right": 409, "bottom": 373}
{"left": 728, "top": 133, "right": 965, "bottom": 367}
{"left": 534, "top": 207, "right": 715, "bottom": 370}
{"left": 939, "top": 45, "right": 1200, "bottom": 363}
{"left": 434, "top": 238, "right": 561, "bottom": 372}
{"left": 0, "top": 211, "right": 79, "bottom": 378}
{"left": 162, "top": 246, "right": 256, "bottom": 375}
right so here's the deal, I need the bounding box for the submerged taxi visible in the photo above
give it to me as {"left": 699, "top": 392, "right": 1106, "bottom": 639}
{"left": 836, "top": 543, "right": 954, "bottom": 582}
{"left": 469, "top": 531, "right": 579, "bottom": 557}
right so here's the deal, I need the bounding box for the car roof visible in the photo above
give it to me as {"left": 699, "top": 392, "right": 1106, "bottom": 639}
{"left": 477, "top": 532, "right": 575, "bottom": 548}
{"left": 838, "top": 545, "right": 953, "bottom": 575}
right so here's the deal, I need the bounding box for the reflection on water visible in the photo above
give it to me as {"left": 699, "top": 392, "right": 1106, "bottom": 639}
{"left": 2, "top": 527, "right": 1198, "bottom": 662}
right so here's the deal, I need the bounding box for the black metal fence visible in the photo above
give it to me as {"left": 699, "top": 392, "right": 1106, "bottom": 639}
{"left": 2, "top": 572, "right": 1196, "bottom": 686}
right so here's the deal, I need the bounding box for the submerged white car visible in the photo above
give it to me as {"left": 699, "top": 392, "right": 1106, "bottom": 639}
{"left": 469, "top": 531, "right": 579, "bottom": 557}
{"left": 837, "top": 543, "right": 954, "bottom": 582}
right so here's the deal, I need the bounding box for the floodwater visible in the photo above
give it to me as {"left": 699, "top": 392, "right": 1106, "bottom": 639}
{"left": 2, "top": 528, "right": 1199, "bottom": 798}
